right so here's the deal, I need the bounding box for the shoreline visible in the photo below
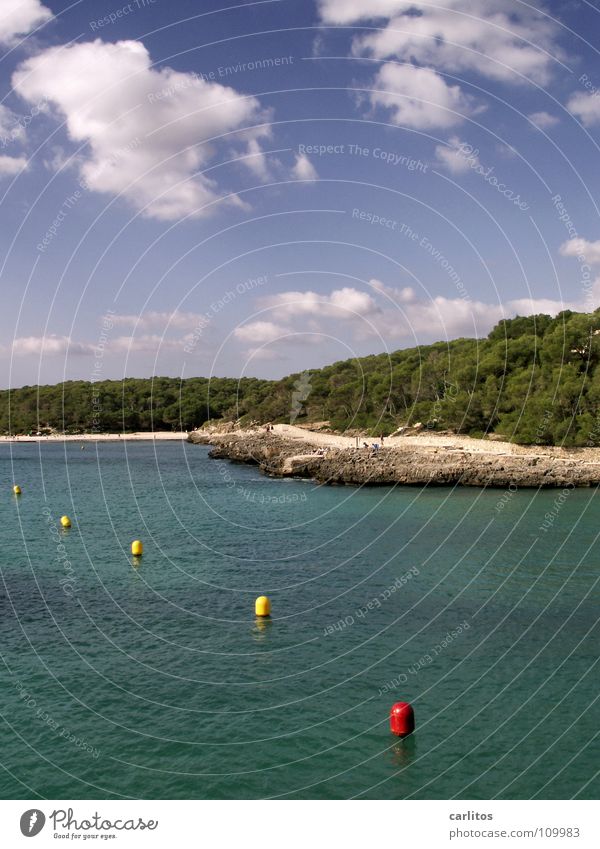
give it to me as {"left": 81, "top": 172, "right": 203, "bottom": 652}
{"left": 0, "top": 431, "right": 188, "bottom": 444}
{"left": 188, "top": 424, "right": 600, "bottom": 488}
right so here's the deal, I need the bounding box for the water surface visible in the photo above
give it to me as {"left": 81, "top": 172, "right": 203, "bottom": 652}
{"left": 0, "top": 441, "right": 598, "bottom": 799}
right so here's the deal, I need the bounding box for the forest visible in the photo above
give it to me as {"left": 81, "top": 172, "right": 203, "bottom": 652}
{"left": 0, "top": 376, "right": 272, "bottom": 436}
{"left": 3, "top": 309, "right": 600, "bottom": 446}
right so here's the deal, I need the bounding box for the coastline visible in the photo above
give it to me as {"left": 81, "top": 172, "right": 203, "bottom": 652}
{"left": 188, "top": 424, "right": 600, "bottom": 488}
{"left": 0, "top": 431, "right": 188, "bottom": 444}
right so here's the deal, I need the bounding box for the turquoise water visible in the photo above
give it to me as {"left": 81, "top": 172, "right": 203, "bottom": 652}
{"left": 0, "top": 441, "right": 598, "bottom": 800}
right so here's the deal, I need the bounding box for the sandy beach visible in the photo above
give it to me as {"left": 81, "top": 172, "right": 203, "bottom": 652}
{"left": 269, "top": 424, "right": 597, "bottom": 459}
{"left": 0, "top": 431, "right": 189, "bottom": 444}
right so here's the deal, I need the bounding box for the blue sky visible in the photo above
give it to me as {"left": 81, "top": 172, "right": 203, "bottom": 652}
{"left": 1, "top": 0, "right": 600, "bottom": 387}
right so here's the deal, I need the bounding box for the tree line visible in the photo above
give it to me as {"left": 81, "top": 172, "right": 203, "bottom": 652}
{"left": 3, "top": 309, "right": 600, "bottom": 446}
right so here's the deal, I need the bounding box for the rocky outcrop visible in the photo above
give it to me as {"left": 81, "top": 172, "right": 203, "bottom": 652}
{"left": 187, "top": 429, "right": 600, "bottom": 488}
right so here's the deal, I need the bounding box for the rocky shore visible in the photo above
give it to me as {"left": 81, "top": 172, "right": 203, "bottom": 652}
{"left": 188, "top": 426, "right": 600, "bottom": 488}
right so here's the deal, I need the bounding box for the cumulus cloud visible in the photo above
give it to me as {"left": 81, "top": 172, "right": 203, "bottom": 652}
{"left": 111, "top": 311, "right": 208, "bottom": 331}
{"left": 367, "top": 279, "right": 504, "bottom": 338}
{"left": 5, "top": 329, "right": 196, "bottom": 358}
{"left": 566, "top": 92, "right": 600, "bottom": 127}
{"left": 8, "top": 335, "right": 94, "bottom": 356}
{"left": 507, "top": 297, "right": 583, "bottom": 316}
{"left": 319, "top": 0, "right": 560, "bottom": 84}
{"left": 372, "top": 277, "right": 600, "bottom": 339}
{"left": 0, "top": 154, "right": 27, "bottom": 176}
{"left": 242, "top": 136, "right": 273, "bottom": 180}
{"left": 434, "top": 136, "right": 478, "bottom": 174}
{"left": 560, "top": 237, "right": 600, "bottom": 266}
{"left": 260, "top": 287, "right": 380, "bottom": 320}
{"left": 234, "top": 321, "right": 288, "bottom": 344}
{"left": 371, "top": 64, "right": 474, "bottom": 129}
{"left": 291, "top": 153, "right": 319, "bottom": 181}
{"left": 109, "top": 334, "right": 185, "bottom": 353}
{"left": 241, "top": 278, "right": 600, "bottom": 352}
{"left": 0, "top": 104, "right": 26, "bottom": 143}
{"left": 528, "top": 110, "right": 559, "bottom": 129}
{"left": 0, "top": 0, "right": 51, "bottom": 45}
{"left": 370, "top": 280, "right": 417, "bottom": 303}
{"left": 318, "top": 1, "right": 560, "bottom": 133}
{"left": 13, "top": 39, "right": 269, "bottom": 220}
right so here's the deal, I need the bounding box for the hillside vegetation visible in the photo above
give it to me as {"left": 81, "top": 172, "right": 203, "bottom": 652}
{"left": 240, "top": 309, "right": 600, "bottom": 446}
{"left": 4, "top": 309, "right": 600, "bottom": 446}
{"left": 0, "top": 377, "right": 272, "bottom": 435}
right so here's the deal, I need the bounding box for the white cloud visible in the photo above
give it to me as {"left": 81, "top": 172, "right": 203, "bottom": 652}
{"left": 319, "top": 0, "right": 406, "bottom": 23}
{"left": 434, "top": 136, "right": 478, "bottom": 174}
{"left": 366, "top": 280, "right": 505, "bottom": 338}
{"left": 43, "top": 146, "right": 72, "bottom": 174}
{"left": 319, "top": 0, "right": 560, "bottom": 84}
{"left": 566, "top": 91, "right": 600, "bottom": 127}
{"left": 317, "top": 1, "right": 559, "bottom": 135}
{"left": 260, "top": 287, "right": 380, "bottom": 320}
{"left": 0, "top": 0, "right": 51, "bottom": 45}
{"left": 528, "top": 110, "right": 559, "bottom": 129}
{"left": 234, "top": 321, "right": 288, "bottom": 344}
{"left": 5, "top": 329, "right": 198, "bottom": 358}
{"left": 0, "top": 104, "right": 26, "bottom": 144}
{"left": 372, "top": 281, "right": 600, "bottom": 339}
{"left": 244, "top": 347, "right": 283, "bottom": 361}
{"left": 0, "top": 154, "right": 27, "bottom": 176}
{"left": 109, "top": 335, "right": 184, "bottom": 353}
{"left": 111, "top": 311, "right": 208, "bottom": 331}
{"left": 560, "top": 237, "right": 600, "bottom": 266}
{"left": 242, "top": 136, "right": 273, "bottom": 180}
{"left": 403, "top": 295, "right": 504, "bottom": 338}
{"left": 13, "top": 39, "right": 269, "bottom": 220}
{"left": 247, "top": 278, "right": 600, "bottom": 350}
{"left": 370, "top": 279, "right": 417, "bottom": 302}
{"left": 9, "top": 335, "right": 94, "bottom": 356}
{"left": 507, "top": 297, "right": 580, "bottom": 315}
{"left": 291, "top": 153, "right": 319, "bottom": 181}
{"left": 372, "top": 277, "right": 600, "bottom": 339}
{"left": 260, "top": 290, "right": 324, "bottom": 318}
{"left": 371, "top": 64, "right": 474, "bottom": 129}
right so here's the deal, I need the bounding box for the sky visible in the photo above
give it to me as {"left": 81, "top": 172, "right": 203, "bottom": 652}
{"left": 1, "top": 0, "right": 600, "bottom": 387}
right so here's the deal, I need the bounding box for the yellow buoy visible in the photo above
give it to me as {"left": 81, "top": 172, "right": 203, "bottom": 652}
{"left": 255, "top": 595, "right": 271, "bottom": 617}
{"left": 60, "top": 515, "right": 72, "bottom": 528}
{"left": 13, "top": 485, "right": 21, "bottom": 495}
{"left": 131, "top": 540, "right": 143, "bottom": 557}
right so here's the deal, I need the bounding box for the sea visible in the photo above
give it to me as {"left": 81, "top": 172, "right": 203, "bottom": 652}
{"left": 0, "top": 440, "right": 598, "bottom": 799}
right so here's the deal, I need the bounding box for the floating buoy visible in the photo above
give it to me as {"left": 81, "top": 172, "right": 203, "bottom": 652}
{"left": 131, "top": 540, "right": 143, "bottom": 557}
{"left": 390, "top": 701, "right": 415, "bottom": 737}
{"left": 13, "top": 485, "right": 21, "bottom": 495}
{"left": 60, "top": 515, "right": 72, "bottom": 528}
{"left": 255, "top": 595, "right": 271, "bottom": 617}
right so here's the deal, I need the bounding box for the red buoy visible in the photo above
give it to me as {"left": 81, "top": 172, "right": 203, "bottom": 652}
{"left": 390, "top": 701, "right": 415, "bottom": 737}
